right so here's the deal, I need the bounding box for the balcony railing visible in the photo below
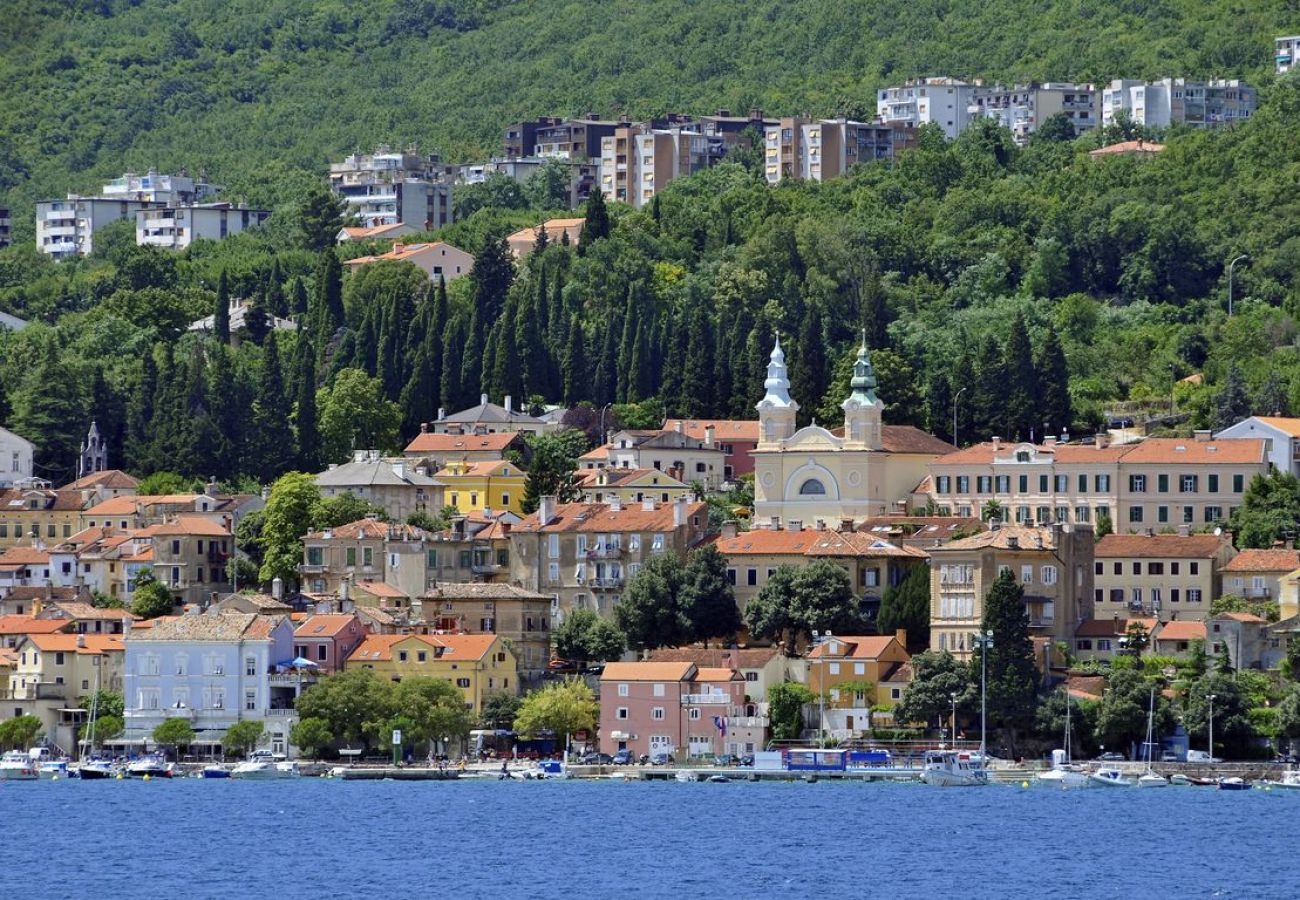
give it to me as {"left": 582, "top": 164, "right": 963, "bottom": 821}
{"left": 681, "top": 693, "right": 731, "bottom": 705}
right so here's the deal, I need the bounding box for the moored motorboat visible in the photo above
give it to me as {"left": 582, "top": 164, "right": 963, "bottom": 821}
{"left": 127, "top": 753, "right": 174, "bottom": 778}
{"left": 76, "top": 758, "right": 117, "bottom": 780}
{"left": 38, "top": 759, "right": 73, "bottom": 779}
{"left": 1137, "top": 772, "right": 1169, "bottom": 788}
{"left": 1218, "top": 777, "right": 1252, "bottom": 791}
{"left": 1262, "top": 768, "right": 1300, "bottom": 789}
{"left": 1169, "top": 773, "right": 1215, "bottom": 786}
{"left": 0, "top": 750, "right": 39, "bottom": 781}
{"left": 201, "top": 764, "right": 232, "bottom": 778}
{"left": 921, "top": 750, "right": 988, "bottom": 787}
{"left": 1087, "top": 767, "right": 1132, "bottom": 788}
{"left": 230, "top": 759, "right": 300, "bottom": 779}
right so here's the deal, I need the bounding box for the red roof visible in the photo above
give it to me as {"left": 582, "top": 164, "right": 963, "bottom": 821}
{"left": 0, "top": 616, "right": 70, "bottom": 636}
{"left": 294, "top": 614, "right": 361, "bottom": 639}
{"left": 662, "top": 420, "right": 760, "bottom": 443}
{"left": 1156, "top": 621, "right": 1207, "bottom": 642}
{"left": 1221, "top": 549, "right": 1300, "bottom": 573}
{"left": 1095, "top": 534, "right": 1230, "bottom": 559}
{"left": 403, "top": 432, "right": 521, "bottom": 455}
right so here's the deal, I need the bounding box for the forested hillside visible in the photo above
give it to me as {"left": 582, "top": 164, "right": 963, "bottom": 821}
{"left": 1, "top": 0, "right": 1296, "bottom": 232}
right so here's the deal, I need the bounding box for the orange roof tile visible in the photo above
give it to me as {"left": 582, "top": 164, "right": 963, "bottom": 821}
{"left": 1095, "top": 534, "right": 1230, "bottom": 559}
{"left": 1088, "top": 139, "right": 1166, "bottom": 156}
{"left": 644, "top": 647, "right": 779, "bottom": 668}
{"left": 26, "top": 633, "right": 124, "bottom": 654}
{"left": 1221, "top": 549, "right": 1300, "bottom": 573}
{"left": 1248, "top": 417, "right": 1300, "bottom": 437}
{"left": 151, "top": 515, "right": 231, "bottom": 537}
{"left": 935, "top": 440, "right": 1131, "bottom": 465}
{"left": 1214, "top": 611, "right": 1267, "bottom": 624}
{"left": 62, "top": 470, "right": 140, "bottom": 490}
{"left": 403, "top": 432, "right": 521, "bottom": 454}
{"left": 0, "top": 547, "right": 50, "bottom": 565}
{"left": 434, "top": 633, "right": 498, "bottom": 660}
{"left": 1157, "top": 621, "right": 1207, "bottom": 642}
{"left": 1074, "top": 617, "right": 1157, "bottom": 638}
{"left": 662, "top": 420, "right": 760, "bottom": 443}
{"left": 807, "top": 635, "right": 903, "bottom": 659}
{"left": 0, "top": 616, "right": 69, "bottom": 636}
{"left": 694, "top": 666, "right": 743, "bottom": 682}
{"left": 355, "top": 581, "right": 409, "bottom": 599}
{"left": 294, "top": 614, "right": 361, "bottom": 638}
{"left": 348, "top": 633, "right": 443, "bottom": 662}
{"left": 600, "top": 661, "right": 695, "bottom": 682}
{"left": 1119, "top": 437, "right": 1265, "bottom": 465}
{"left": 303, "top": 519, "right": 430, "bottom": 541}
{"left": 513, "top": 501, "right": 706, "bottom": 534}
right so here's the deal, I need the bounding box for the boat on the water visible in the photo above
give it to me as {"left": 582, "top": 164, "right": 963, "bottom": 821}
{"left": 230, "top": 759, "right": 300, "bottom": 779}
{"left": 37, "top": 759, "right": 73, "bottom": 779}
{"left": 127, "top": 753, "right": 174, "bottom": 778}
{"left": 1169, "top": 773, "right": 1215, "bottom": 786}
{"left": 1035, "top": 695, "right": 1092, "bottom": 789}
{"left": 1262, "top": 768, "right": 1300, "bottom": 789}
{"left": 201, "top": 764, "right": 232, "bottom": 778}
{"left": 76, "top": 758, "right": 117, "bottom": 780}
{"left": 921, "top": 750, "right": 988, "bottom": 787}
{"left": 0, "top": 750, "right": 39, "bottom": 781}
{"left": 1135, "top": 689, "right": 1168, "bottom": 788}
{"left": 1087, "top": 767, "right": 1133, "bottom": 788}
{"left": 1218, "top": 777, "right": 1252, "bottom": 791}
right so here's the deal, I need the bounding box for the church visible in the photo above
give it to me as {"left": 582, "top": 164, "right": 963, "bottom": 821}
{"left": 751, "top": 336, "right": 954, "bottom": 528}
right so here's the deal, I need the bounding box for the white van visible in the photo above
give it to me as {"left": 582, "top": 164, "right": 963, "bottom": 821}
{"left": 1186, "top": 750, "right": 1221, "bottom": 763}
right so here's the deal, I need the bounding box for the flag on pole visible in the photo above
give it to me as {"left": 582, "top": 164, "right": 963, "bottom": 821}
{"left": 712, "top": 715, "right": 727, "bottom": 737}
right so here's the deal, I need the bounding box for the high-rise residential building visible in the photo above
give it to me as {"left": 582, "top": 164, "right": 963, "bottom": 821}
{"left": 876, "top": 77, "right": 984, "bottom": 140}
{"left": 1100, "top": 78, "right": 1256, "bottom": 129}
{"left": 763, "top": 118, "right": 904, "bottom": 185}
{"left": 968, "top": 82, "right": 1098, "bottom": 144}
{"left": 1277, "top": 36, "right": 1300, "bottom": 75}
{"left": 600, "top": 125, "right": 713, "bottom": 207}
{"left": 136, "top": 203, "right": 271, "bottom": 251}
{"left": 328, "top": 147, "right": 453, "bottom": 231}
{"left": 35, "top": 169, "right": 221, "bottom": 258}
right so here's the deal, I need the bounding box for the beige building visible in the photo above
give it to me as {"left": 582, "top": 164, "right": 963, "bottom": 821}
{"left": 81, "top": 492, "right": 260, "bottom": 532}
{"left": 1093, "top": 533, "right": 1237, "bottom": 623}
{"left": 418, "top": 583, "right": 552, "bottom": 685}
{"left": 300, "top": 519, "right": 438, "bottom": 598}
{"left": 315, "top": 451, "right": 443, "bottom": 522}
{"left": 1072, "top": 616, "right": 1157, "bottom": 664}
{"left": 968, "top": 82, "right": 1097, "bottom": 144}
{"left": 713, "top": 522, "right": 927, "bottom": 620}
{"left": 763, "top": 117, "right": 900, "bottom": 184}
{"left": 151, "top": 516, "right": 233, "bottom": 606}
{"left": 8, "top": 632, "right": 125, "bottom": 702}
{"left": 752, "top": 337, "right": 953, "bottom": 528}
{"left": 806, "top": 634, "right": 912, "bottom": 736}
{"left": 508, "top": 497, "right": 708, "bottom": 622}
{"left": 506, "top": 218, "right": 584, "bottom": 258}
{"left": 927, "top": 433, "right": 1267, "bottom": 531}
{"left": 1220, "top": 549, "right": 1300, "bottom": 604}
{"left": 341, "top": 241, "right": 474, "bottom": 283}
{"left": 928, "top": 524, "right": 1094, "bottom": 658}
{"left": 577, "top": 468, "right": 694, "bottom": 506}
{"left": 600, "top": 127, "right": 713, "bottom": 207}
{"left": 581, "top": 428, "right": 727, "bottom": 492}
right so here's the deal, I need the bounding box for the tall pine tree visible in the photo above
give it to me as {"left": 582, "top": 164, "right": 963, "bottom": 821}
{"left": 789, "top": 304, "right": 827, "bottom": 425}
{"left": 294, "top": 332, "right": 322, "bottom": 472}
{"left": 249, "top": 334, "right": 296, "bottom": 482}
{"left": 1002, "top": 315, "right": 1037, "bottom": 441}
{"left": 214, "top": 269, "right": 231, "bottom": 343}
{"left": 561, "top": 313, "right": 587, "bottom": 407}
{"left": 1034, "top": 323, "right": 1072, "bottom": 436}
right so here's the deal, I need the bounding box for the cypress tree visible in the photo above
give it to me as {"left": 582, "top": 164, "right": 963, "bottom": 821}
{"left": 977, "top": 569, "right": 1041, "bottom": 741}
{"left": 1003, "top": 314, "right": 1037, "bottom": 440}
{"left": 660, "top": 313, "right": 687, "bottom": 414}
{"left": 125, "top": 349, "right": 158, "bottom": 472}
{"left": 582, "top": 188, "right": 611, "bottom": 243}
{"left": 291, "top": 276, "right": 309, "bottom": 317}
{"left": 10, "top": 339, "right": 85, "bottom": 482}
{"left": 207, "top": 343, "right": 243, "bottom": 480}
{"left": 180, "top": 347, "right": 220, "bottom": 478}
{"left": 616, "top": 294, "right": 640, "bottom": 403}
{"left": 429, "top": 277, "right": 447, "bottom": 406}
{"left": 461, "top": 304, "right": 485, "bottom": 402}
{"left": 924, "top": 368, "right": 955, "bottom": 445}
{"left": 313, "top": 250, "right": 344, "bottom": 368}
{"left": 627, "top": 318, "right": 650, "bottom": 404}
{"left": 471, "top": 233, "right": 514, "bottom": 323}
{"left": 441, "top": 314, "right": 467, "bottom": 412}
{"left": 742, "top": 325, "right": 768, "bottom": 415}
{"left": 295, "top": 332, "right": 322, "bottom": 472}
{"left": 90, "top": 366, "right": 128, "bottom": 470}
{"left": 711, "top": 316, "right": 733, "bottom": 419}
{"left": 561, "top": 313, "right": 587, "bottom": 407}
{"left": 250, "top": 334, "right": 296, "bottom": 482}
{"left": 593, "top": 313, "right": 619, "bottom": 406}
{"left": 480, "top": 316, "right": 501, "bottom": 400}
{"left": 789, "top": 305, "right": 827, "bottom": 425}
{"left": 971, "top": 336, "right": 1004, "bottom": 441}
{"left": 492, "top": 304, "right": 522, "bottom": 402}
{"left": 243, "top": 290, "right": 271, "bottom": 346}
{"left": 1214, "top": 363, "right": 1252, "bottom": 432}
{"left": 680, "top": 302, "right": 715, "bottom": 417}
{"left": 214, "top": 269, "right": 231, "bottom": 343}
{"left": 266, "top": 258, "right": 287, "bottom": 318}
{"left": 1034, "top": 323, "right": 1072, "bottom": 436}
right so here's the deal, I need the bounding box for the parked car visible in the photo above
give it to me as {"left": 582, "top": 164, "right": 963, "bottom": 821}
{"left": 1160, "top": 751, "right": 1180, "bottom": 763}
{"left": 738, "top": 754, "right": 755, "bottom": 768}
{"left": 1096, "top": 751, "right": 1125, "bottom": 762}
{"left": 580, "top": 752, "right": 613, "bottom": 765}
{"left": 1187, "top": 750, "right": 1222, "bottom": 763}
{"left": 612, "top": 749, "right": 633, "bottom": 765}
{"left": 712, "top": 754, "right": 734, "bottom": 767}
{"left": 649, "top": 751, "right": 674, "bottom": 766}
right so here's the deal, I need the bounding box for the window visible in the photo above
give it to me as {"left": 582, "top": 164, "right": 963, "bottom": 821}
{"left": 652, "top": 534, "right": 665, "bottom": 552}
{"left": 1148, "top": 562, "right": 1164, "bottom": 575}
{"left": 1021, "top": 565, "right": 1033, "bottom": 584}
{"left": 317, "top": 645, "right": 327, "bottom": 662}
{"left": 1094, "top": 562, "right": 1103, "bottom": 575}
{"left": 1129, "top": 506, "right": 1143, "bottom": 523}
{"left": 652, "top": 707, "right": 665, "bottom": 720}
{"left": 1157, "top": 505, "right": 1168, "bottom": 523}
{"left": 306, "top": 546, "right": 323, "bottom": 566}
{"left": 245, "top": 690, "right": 256, "bottom": 711}
{"left": 1096, "top": 475, "right": 1110, "bottom": 492}
{"left": 689, "top": 708, "right": 701, "bottom": 720}
{"left": 1077, "top": 639, "right": 1093, "bottom": 651}
{"left": 828, "top": 662, "right": 841, "bottom": 675}
{"left": 1207, "top": 474, "right": 1219, "bottom": 492}
{"left": 1018, "top": 475, "right": 1028, "bottom": 493}
{"left": 399, "top": 651, "right": 408, "bottom": 662}
{"left": 1190, "top": 562, "right": 1200, "bottom": 575}
{"left": 245, "top": 656, "right": 256, "bottom": 676}
{"left": 616, "top": 707, "right": 629, "bottom": 719}
{"left": 1180, "top": 475, "right": 1198, "bottom": 493}
{"left": 956, "top": 475, "right": 970, "bottom": 493}
{"left": 1205, "top": 506, "right": 1222, "bottom": 523}
{"left": 1182, "top": 506, "right": 1194, "bottom": 524}
{"left": 456, "top": 678, "right": 471, "bottom": 688}
{"left": 1042, "top": 566, "right": 1057, "bottom": 585}
{"left": 1078, "top": 474, "right": 1088, "bottom": 493}
{"left": 798, "top": 478, "right": 826, "bottom": 496}
{"left": 854, "top": 662, "right": 866, "bottom": 675}
{"left": 346, "top": 548, "right": 356, "bottom": 567}
{"left": 1015, "top": 451, "right": 1031, "bottom": 463}
{"left": 727, "top": 568, "right": 736, "bottom": 585}
{"left": 747, "top": 569, "right": 757, "bottom": 586}
{"left": 547, "top": 534, "right": 560, "bottom": 558}
{"left": 417, "top": 650, "right": 428, "bottom": 662}
{"left": 1076, "top": 506, "right": 1090, "bottom": 523}
{"left": 1188, "top": 589, "right": 1202, "bottom": 603}
{"left": 1233, "top": 474, "right": 1244, "bottom": 492}
{"left": 1097, "top": 639, "right": 1113, "bottom": 652}
{"left": 1038, "top": 475, "right": 1048, "bottom": 493}
{"left": 995, "top": 475, "right": 1010, "bottom": 493}
{"left": 1132, "top": 562, "right": 1143, "bottom": 575}
{"left": 936, "top": 476, "right": 951, "bottom": 494}
{"left": 1129, "top": 474, "right": 1146, "bottom": 493}
{"left": 653, "top": 683, "right": 665, "bottom": 697}
{"left": 363, "top": 548, "right": 373, "bottom": 567}
{"left": 618, "top": 683, "right": 629, "bottom": 697}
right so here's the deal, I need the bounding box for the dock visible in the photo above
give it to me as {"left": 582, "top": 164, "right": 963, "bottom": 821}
{"left": 335, "top": 766, "right": 460, "bottom": 781}
{"left": 634, "top": 766, "right": 923, "bottom": 782}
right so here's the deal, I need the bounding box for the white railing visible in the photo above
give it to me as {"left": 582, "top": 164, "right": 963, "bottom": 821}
{"left": 682, "top": 693, "right": 730, "bottom": 705}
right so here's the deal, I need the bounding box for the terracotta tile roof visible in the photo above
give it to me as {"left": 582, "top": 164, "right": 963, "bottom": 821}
{"left": 83, "top": 495, "right": 210, "bottom": 516}
{"left": 340, "top": 223, "right": 410, "bottom": 240}
{"left": 0, "top": 488, "right": 90, "bottom": 511}
{"left": 151, "top": 515, "right": 231, "bottom": 537}
{"left": 132, "top": 612, "right": 285, "bottom": 642}
{"left": 1213, "top": 611, "right": 1268, "bottom": 624}
{"left": 694, "top": 666, "right": 743, "bottom": 682}
{"left": 1088, "top": 139, "right": 1165, "bottom": 156}
{"left": 220, "top": 593, "right": 293, "bottom": 612}
{"left": 644, "top": 647, "right": 779, "bottom": 668}
{"left": 580, "top": 445, "right": 612, "bottom": 461}
{"left": 62, "top": 470, "right": 140, "bottom": 490}
{"left": 1156, "top": 621, "right": 1207, "bottom": 642}
{"left": 1095, "top": 534, "right": 1231, "bottom": 559}
{"left": 403, "top": 432, "right": 521, "bottom": 454}
{"left": 4, "top": 586, "right": 84, "bottom": 603}
{"left": 662, "top": 420, "right": 760, "bottom": 443}
{"left": 507, "top": 218, "right": 585, "bottom": 248}
{"left": 513, "top": 501, "right": 706, "bottom": 534}
{"left": 0, "top": 547, "right": 50, "bottom": 565}
{"left": 579, "top": 467, "right": 689, "bottom": 489}
{"left": 342, "top": 241, "right": 469, "bottom": 267}
{"left": 807, "top": 635, "right": 904, "bottom": 660}
{"left": 934, "top": 440, "right": 1131, "bottom": 465}
{"left": 41, "top": 601, "right": 138, "bottom": 621}
{"left": 303, "top": 519, "right": 431, "bottom": 541}
{"left": 858, "top": 516, "right": 984, "bottom": 536}
{"left": 294, "top": 614, "right": 361, "bottom": 638}
{"left": 355, "top": 581, "right": 409, "bottom": 599}
{"left": 26, "top": 633, "right": 124, "bottom": 654}
{"left": 1248, "top": 417, "right": 1300, "bottom": 437}
{"left": 1074, "top": 617, "right": 1157, "bottom": 638}
{"left": 600, "top": 661, "right": 695, "bottom": 682}
{"left": 0, "top": 616, "right": 70, "bottom": 635}
{"left": 434, "top": 633, "right": 498, "bottom": 660}
{"left": 420, "top": 583, "right": 548, "bottom": 601}
{"left": 879, "top": 426, "right": 956, "bottom": 455}
{"left": 1221, "top": 549, "right": 1300, "bottom": 573}
{"left": 937, "top": 525, "right": 1063, "bottom": 552}
{"left": 435, "top": 460, "right": 520, "bottom": 478}
{"left": 712, "top": 529, "right": 921, "bottom": 560}
{"left": 348, "top": 633, "right": 443, "bottom": 662}
{"left": 1119, "top": 437, "right": 1265, "bottom": 465}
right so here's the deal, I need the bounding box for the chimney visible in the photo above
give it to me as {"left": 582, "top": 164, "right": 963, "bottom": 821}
{"left": 704, "top": 425, "right": 715, "bottom": 448}
{"left": 789, "top": 519, "right": 803, "bottom": 532}
{"left": 991, "top": 436, "right": 1001, "bottom": 451}
{"left": 673, "top": 496, "right": 688, "bottom": 528}
{"left": 480, "top": 393, "right": 489, "bottom": 406}
{"left": 1193, "top": 429, "right": 1212, "bottom": 442}
{"left": 341, "top": 580, "right": 350, "bottom": 604}
{"left": 353, "top": 449, "right": 366, "bottom": 463}
{"left": 1177, "top": 524, "right": 1190, "bottom": 537}
{"left": 538, "top": 495, "right": 557, "bottom": 526}
{"left": 1006, "top": 535, "right": 1019, "bottom": 549}
{"left": 392, "top": 461, "right": 407, "bottom": 480}
{"left": 1044, "top": 435, "right": 1057, "bottom": 447}
{"left": 895, "top": 628, "right": 907, "bottom": 648}
{"left": 437, "top": 407, "right": 446, "bottom": 420}
{"left": 609, "top": 495, "right": 622, "bottom": 512}
{"left": 261, "top": 486, "right": 270, "bottom": 501}
{"left": 840, "top": 518, "right": 854, "bottom": 533}
{"left": 673, "top": 421, "right": 684, "bottom": 434}
{"left": 642, "top": 498, "right": 655, "bottom": 512}
{"left": 392, "top": 241, "right": 402, "bottom": 254}
{"left": 271, "top": 577, "right": 283, "bottom": 600}
{"left": 76, "top": 634, "right": 85, "bottom": 648}
{"left": 721, "top": 520, "right": 738, "bottom": 540}
{"left": 505, "top": 394, "right": 513, "bottom": 413}
{"left": 420, "top": 422, "right": 429, "bottom": 433}
{"left": 1094, "top": 433, "right": 1109, "bottom": 449}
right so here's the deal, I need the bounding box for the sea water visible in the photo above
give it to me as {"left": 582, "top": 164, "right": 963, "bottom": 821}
{"left": 4, "top": 778, "right": 1291, "bottom": 899}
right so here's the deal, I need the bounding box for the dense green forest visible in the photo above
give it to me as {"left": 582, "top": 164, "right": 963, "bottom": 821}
{"left": 1, "top": 0, "right": 1297, "bottom": 233}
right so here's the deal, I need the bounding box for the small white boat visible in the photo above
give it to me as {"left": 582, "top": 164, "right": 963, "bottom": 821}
{"left": 230, "top": 759, "right": 300, "bottom": 779}
{"left": 1035, "top": 766, "right": 1093, "bottom": 789}
{"left": 127, "top": 754, "right": 174, "bottom": 778}
{"left": 76, "top": 758, "right": 117, "bottom": 780}
{"left": 1134, "top": 689, "right": 1168, "bottom": 788}
{"left": 1136, "top": 772, "right": 1169, "bottom": 788}
{"left": 675, "top": 770, "right": 697, "bottom": 782}
{"left": 1087, "top": 767, "right": 1132, "bottom": 788}
{"left": 0, "top": 750, "right": 39, "bottom": 781}
{"left": 38, "top": 759, "right": 73, "bottom": 779}
{"left": 1218, "top": 776, "right": 1252, "bottom": 791}
{"left": 1263, "top": 768, "right": 1300, "bottom": 789}
{"left": 921, "top": 750, "right": 988, "bottom": 787}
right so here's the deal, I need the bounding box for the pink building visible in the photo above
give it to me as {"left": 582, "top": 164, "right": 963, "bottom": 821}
{"left": 662, "top": 419, "right": 760, "bottom": 481}
{"left": 599, "top": 660, "right": 749, "bottom": 759}
{"left": 292, "top": 613, "right": 369, "bottom": 673}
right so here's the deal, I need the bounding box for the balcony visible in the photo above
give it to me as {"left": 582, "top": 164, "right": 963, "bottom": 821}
{"left": 585, "top": 544, "right": 624, "bottom": 559}
{"left": 471, "top": 563, "right": 503, "bottom": 575}
{"left": 682, "top": 692, "right": 731, "bottom": 705}
{"left": 299, "top": 563, "right": 325, "bottom": 574}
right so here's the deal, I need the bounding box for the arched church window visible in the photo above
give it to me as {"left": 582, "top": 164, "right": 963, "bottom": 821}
{"left": 799, "top": 478, "right": 827, "bottom": 496}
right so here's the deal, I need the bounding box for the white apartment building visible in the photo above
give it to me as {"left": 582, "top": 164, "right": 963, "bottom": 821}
{"left": 37, "top": 197, "right": 158, "bottom": 259}
{"left": 0, "top": 426, "right": 34, "bottom": 487}
{"left": 136, "top": 203, "right": 271, "bottom": 250}
{"left": 328, "top": 147, "right": 453, "bottom": 231}
{"left": 1100, "top": 78, "right": 1256, "bottom": 129}
{"left": 101, "top": 170, "right": 219, "bottom": 204}
{"left": 1278, "top": 36, "right": 1300, "bottom": 75}
{"left": 876, "top": 77, "right": 983, "bottom": 140}
{"left": 968, "top": 82, "right": 1097, "bottom": 144}
{"left": 1216, "top": 416, "right": 1300, "bottom": 477}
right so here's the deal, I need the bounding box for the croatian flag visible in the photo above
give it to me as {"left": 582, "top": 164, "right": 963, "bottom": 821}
{"left": 712, "top": 715, "right": 727, "bottom": 737}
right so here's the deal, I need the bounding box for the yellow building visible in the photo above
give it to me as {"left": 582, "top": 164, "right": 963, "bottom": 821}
{"left": 806, "top": 634, "right": 912, "bottom": 736}
{"left": 577, "top": 467, "right": 694, "bottom": 506}
{"left": 0, "top": 486, "right": 89, "bottom": 549}
{"left": 8, "top": 632, "right": 125, "bottom": 702}
{"left": 436, "top": 460, "right": 526, "bottom": 517}
{"left": 344, "top": 632, "right": 517, "bottom": 713}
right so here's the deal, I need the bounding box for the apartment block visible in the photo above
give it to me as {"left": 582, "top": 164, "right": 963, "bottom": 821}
{"left": 1216, "top": 416, "right": 1300, "bottom": 476}
{"left": 928, "top": 523, "right": 1095, "bottom": 658}
{"left": 1277, "top": 36, "right": 1300, "bottom": 75}
{"left": 927, "top": 433, "right": 1268, "bottom": 531}
{"left": 598, "top": 660, "right": 749, "bottom": 760}
{"left": 37, "top": 196, "right": 160, "bottom": 259}
{"left": 1100, "top": 78, "right": 1256, "bottom": 129}
{"left": 601, "top": 125, "right": 715, "bottom": 207}
{"left": 300, "top": 519, "right": 441, "bottom": 599}
{"left": 763, "top": 118, "right": 901, "bottom": 185}
{"left": 508, "top": 497, "right": 708, "bottom": 622}
{"left": 0, "top": 206, "right": 10, "bottom": 248}
{"left": 136, "top": 203, "right": 270, "bottom": 250}
{"left": 1092, "top": 533, "right": 1236, "bottom": 623}
{"left": 876, "top": 77, "right": 984, "bottom": 140}
{"left": 101, "top": 170, "right": 219, "bottom": 204}
{"left": 418, "top": 583, "right": 551, "bottom": 685}
{"left": 969, "top": 82, "right": 1097, "bottom": 144}
{"left": 328, "top": 147, "right": 452, "bottom": 231}
{"left": 1220, "top": 549, "right": 1300, "bottom": 603}
{"left": 151, "top": 516, "right": 233, "bottom": 607}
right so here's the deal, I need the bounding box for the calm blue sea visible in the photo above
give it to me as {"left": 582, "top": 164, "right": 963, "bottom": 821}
{"left": 3, "top": 778, "right": 1292, "bottom": 899}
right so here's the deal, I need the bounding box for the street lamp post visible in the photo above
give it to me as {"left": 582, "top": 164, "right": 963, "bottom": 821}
{"left": 812, "top": 630, "right": 832, "bottom": 747}
{"left": 973, "top": 630, "right": 994, "bottom": 758}
{"left": 1207, "top": 693, "right": 1217, "bottom": 763}
{"left": 952, "top": 387, "right": 968, "bottom": 447}
{"left": 599, "top": 402, "right": 613, "bottom": 447}
{"left": 1227, "top": 255, "right": 1249, "bottom": 317}
{"left": 950, "top": 692, "right": 959, "bottom": 750}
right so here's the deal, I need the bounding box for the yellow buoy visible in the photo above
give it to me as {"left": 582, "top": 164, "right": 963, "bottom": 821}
{"left": 143, "top": 774, "right": 151, "bottom": 782}
{"left": 1022, "top": 781, "right": 1029, "bottom": 788}
{"left": 116, "top": 773, "right": 123, "bottom": 780}
{"left": 51, "top": 775, "right": 59, "bottom": 781}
